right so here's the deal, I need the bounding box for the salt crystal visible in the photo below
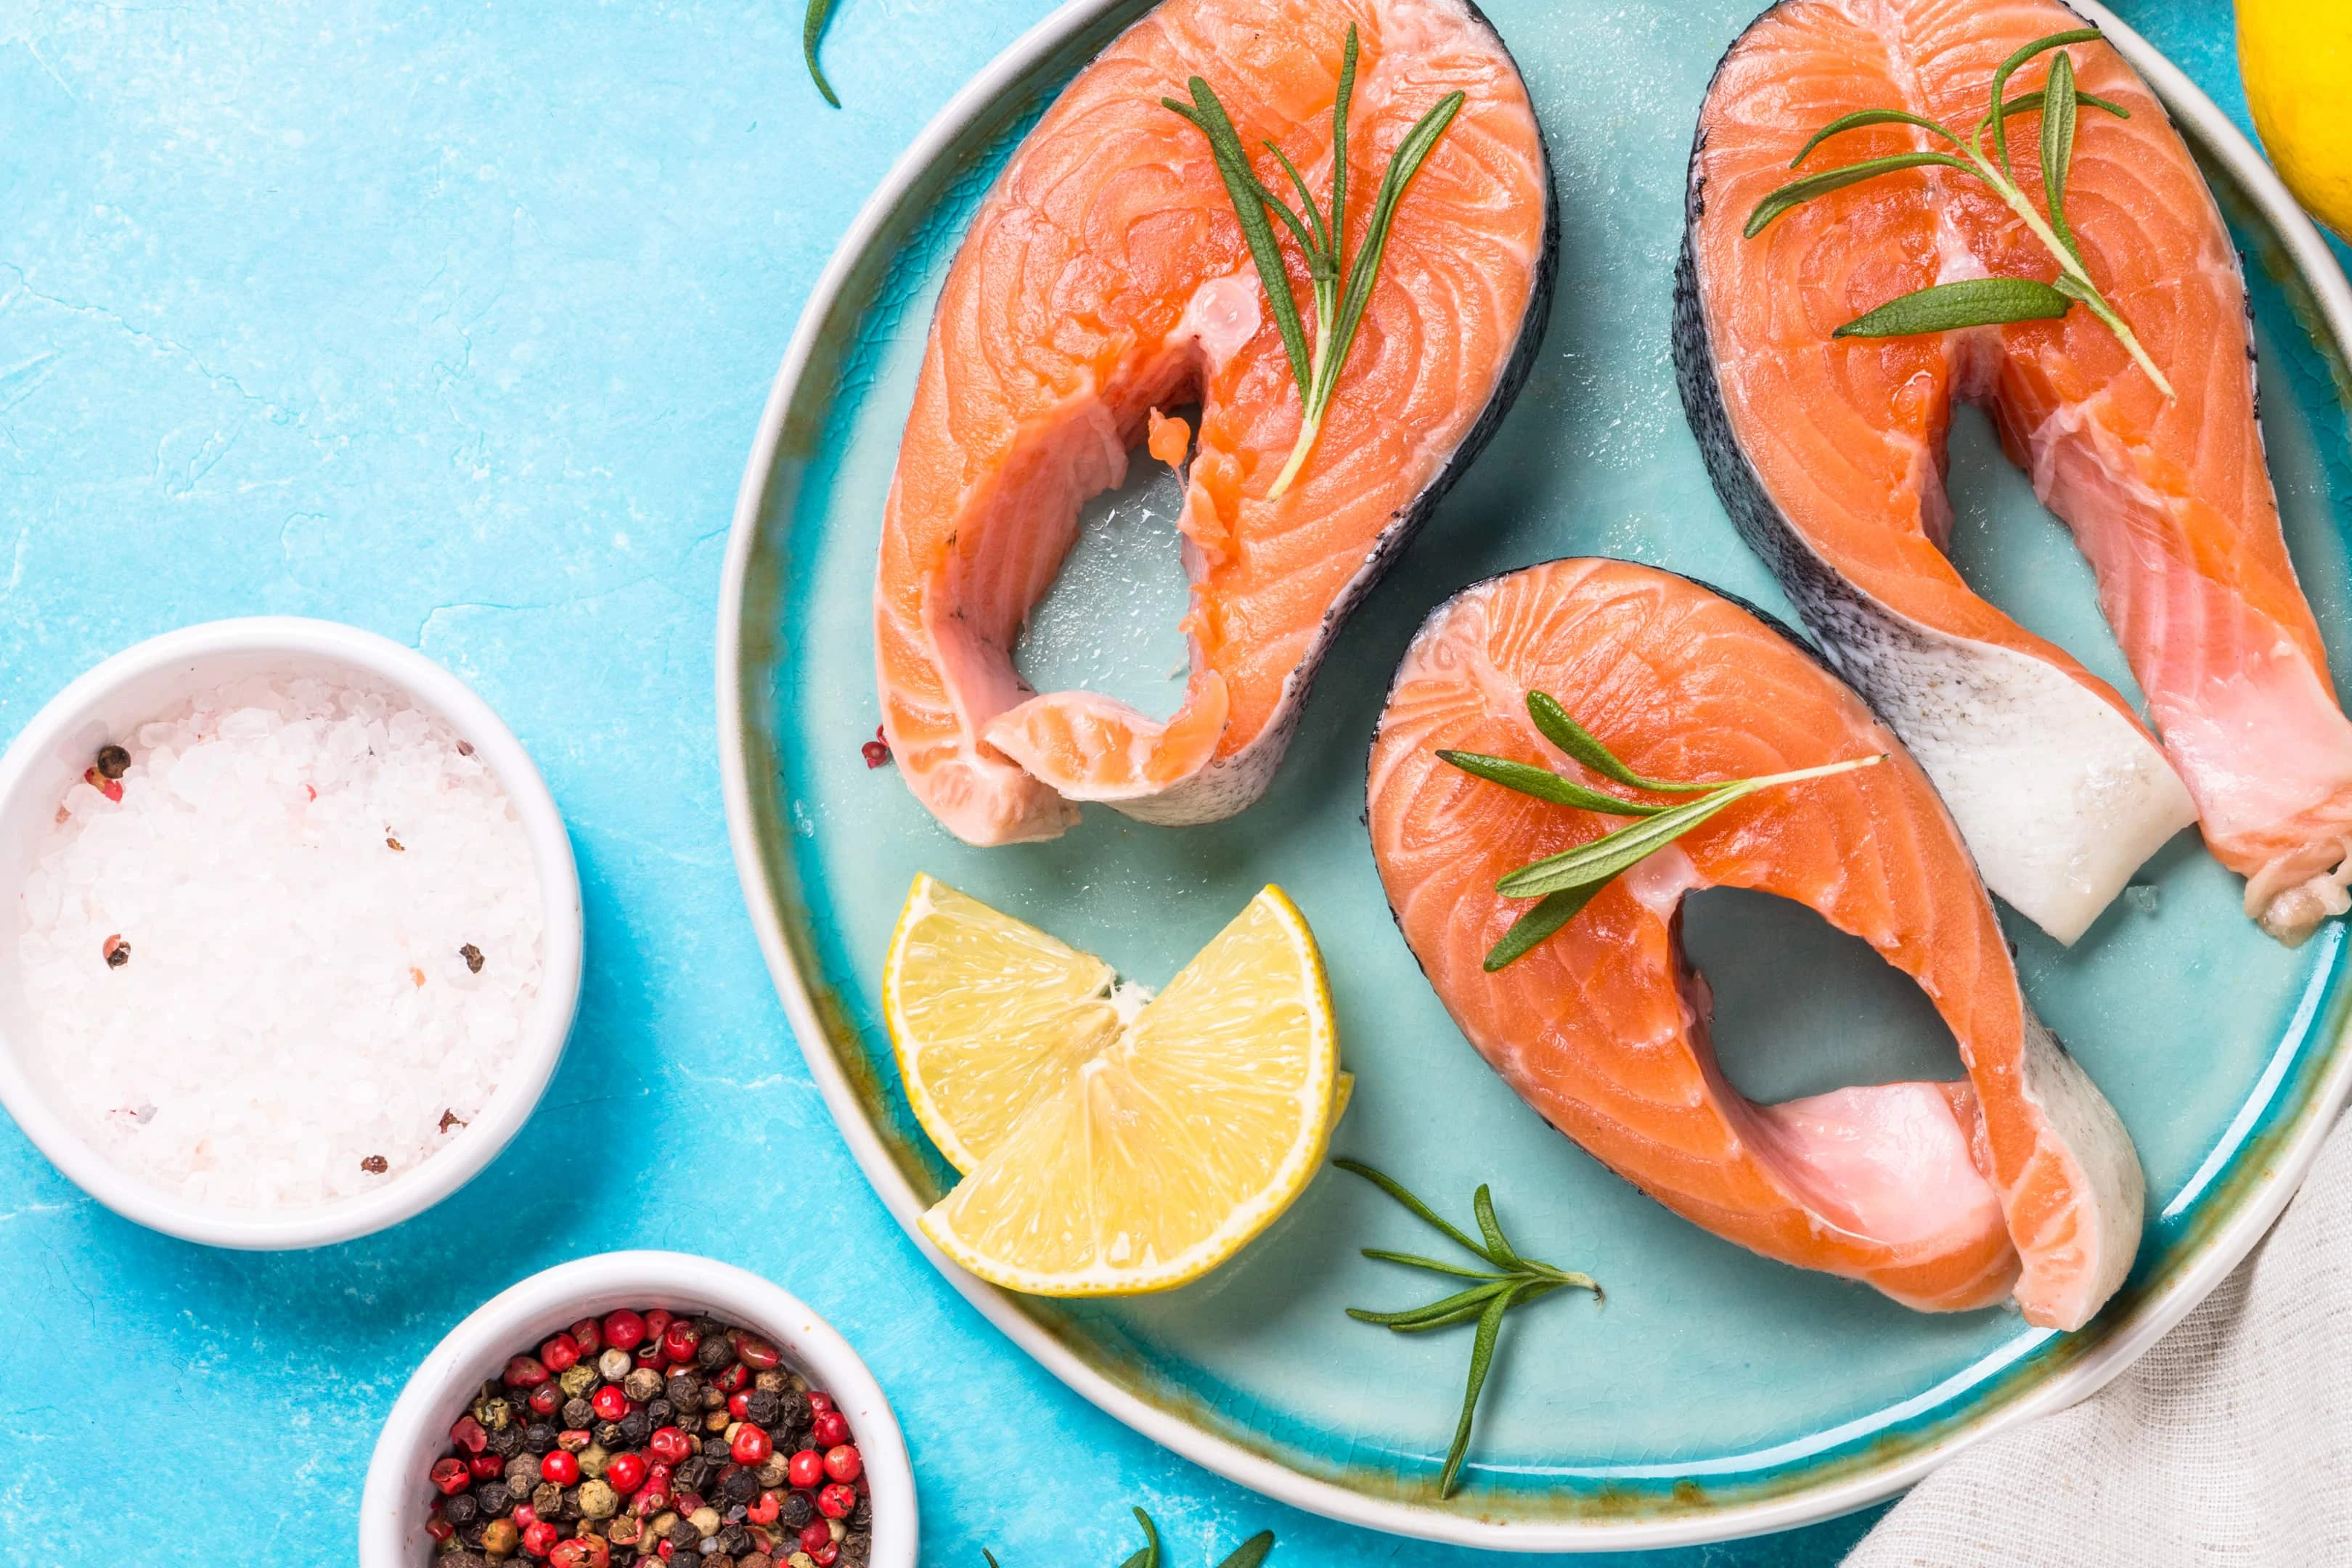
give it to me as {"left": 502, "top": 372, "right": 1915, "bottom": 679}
{"left": 18, "top": 677, "right": 544, "bottom": 1210}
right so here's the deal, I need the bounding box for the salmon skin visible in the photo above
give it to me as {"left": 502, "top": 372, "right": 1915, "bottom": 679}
{"left": 875, "top": 0, "right": 1554, "bottom": 846}
{"left": 1367, "top": 560, "right": 2145, "bottom": 1328}
{"left": 1673, "top": 0, "right": 2352, "bottom": 946}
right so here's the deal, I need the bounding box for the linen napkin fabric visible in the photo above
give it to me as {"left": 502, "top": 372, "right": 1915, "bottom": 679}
{"left": 1845, "top": 1116, "right": 2352, "bottom": 1566}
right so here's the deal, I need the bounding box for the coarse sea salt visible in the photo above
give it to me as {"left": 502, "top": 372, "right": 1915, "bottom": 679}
{"left": 16, "top": 674, "right": 543, "bottom": 1209}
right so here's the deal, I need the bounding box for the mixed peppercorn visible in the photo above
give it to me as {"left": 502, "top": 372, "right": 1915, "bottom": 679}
{"left": 426, "top": 1308, "right": 873, "bottom": 1568}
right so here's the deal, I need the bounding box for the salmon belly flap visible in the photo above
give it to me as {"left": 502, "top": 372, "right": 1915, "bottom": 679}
{"left": 1674, "top": 0, "right": 2352, "bottom": 945}
{"left": 875, "top": 0, "right": 1555, "bottom": 847}
{"left": 1365, "top": 560, "right": 2145, "bottom": 1329}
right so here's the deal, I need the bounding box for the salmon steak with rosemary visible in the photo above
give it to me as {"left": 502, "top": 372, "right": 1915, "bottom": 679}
{"left": 1673, "top": 0, "right": 2352, "bottom": 946}
{"left": 1366, "top": 559, "right": 2145, "bottom": 1329}
{"left": 873, "top": 0, "right": 1553, "bottom": 846}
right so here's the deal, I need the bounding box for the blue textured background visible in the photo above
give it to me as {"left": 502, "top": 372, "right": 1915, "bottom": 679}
{"left": 0, "top": 1, "right": 2323, "bottom": 1564}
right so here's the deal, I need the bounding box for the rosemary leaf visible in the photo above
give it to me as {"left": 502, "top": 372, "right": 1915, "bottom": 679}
{"left": 1744, "top": 151, "right": 1979, "bottom": 237}
{"left": 1495, "top": 755, "right": 1883, "bottom": 899}
{"left": 1436, "top": 749, "right": 1670, "bottom": 816}
{"left": 1997, "top": 85, "right": 2129, "bottom": 124}
{"left": 1118, "top": 1508, "right": 1162, "bottom": 1568}
{"left": 1472, "top": 1184, "right": 1521, "bottom": 1266}
{"left": 1525, "top": 693, "right": 1712, "bottom": 794}
{"left": 1214, "top": 1533, "right": 1277, "bottom": 1568}
{"left": 1834, "top": 276, "right": 2072, "bottom": 338}
{"left": 1438, "top": 1283, "right": 1521, "bottom": 1497}
{"left": 804, "top": 0, "right": 841, "bottom": 107}
{"left": 1165, "top": 81, "right": 1315, "bottom": 391}
{"left": 2041, "top": 49, "right": 2081, "bottom": 262}
{"left": 1334, "top": 1158, "right": 1502, "bottom": 1265}
{"left": 1483, "top": 886, "right": 1601, "bottom": 972}
{"left": 1326, "top": 89, "right": 1464, "bottom": 367}
{"left": 1347, "top": 1281, "right": 1510, "bottom": 1329}
{"left": 1790, "top": 107, "right": 1960, "bottom": 166}
{"left": 1988, "top": 27, "right": 2104, "bottom": 177}
{"left": 1264, "top": 139, "right": 1335, "bottom": 261}
{"left": 1361, "top": 1247, "right": 1511, "bottom": 1281}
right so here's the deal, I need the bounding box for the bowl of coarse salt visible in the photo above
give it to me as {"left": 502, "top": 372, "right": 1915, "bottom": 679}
{"left": 0, "top": 618, "right": 582, "bottom": 1249}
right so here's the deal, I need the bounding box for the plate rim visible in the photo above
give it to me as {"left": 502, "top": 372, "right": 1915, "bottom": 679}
{"left": 714, "top": 0, "right": 2352, "bottom": 1548}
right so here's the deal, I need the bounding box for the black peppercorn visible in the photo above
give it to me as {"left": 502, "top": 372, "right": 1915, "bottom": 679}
{"left": 718, "top": 1469, "right": 756, "bottom": 1507}
{"left": 557, "top": 1485, "right": 584, "bottom": 1521}
{"left": 523, "top": 1424, "right": 556, "bottom": 1454}
{"left": 616, "top": 1409, "right": 650, "bottom": 1446}
{"left": 666, "top": 1519, "right": 700, "bottom": 1551}
{"left": 664, "top": 1372, "right": 700, "bottom": 1409}
{"left": 475, "top": 1481, "right": 510, "bottom": 1517}
{"left": 487, "top": 1424, "right": 522, "bottom": 1458}
{"left": 645, "top": 1398, "right": 673, "bottom": 1427}
{"left": 777, "top": 1492, "right": 814, "bottom": 1530}
{"left": 564, "top": 1397, "right": 595, "bottom": 1429}
{"left": 444, "top": 1551, "right": 489, "bottom": 1568}
{"left": 718, "top": 1524, "right": 752, "bottom": 1554}
{"left": 94, "top": 744, "right": 131, "bottom": 780}
{"left": 772, "top": 1392, "right": 812, "bottom": 1437}
{"left": 695, "top": 1336, "right": 731, "bottom": 1372}
{"left": 849, "top": 1495, "right": 871, "bottom": 1530}
{"left": 443, "top": 1493, "right": 479, "bottom": 1527}
{"left": 594, "top": 1421, "right": 624, "bottom": 1451}
{"left": 839, "top": 1536, "right": 871, "bottom": 1568}
{"left": 742, "top": 1390, "right": 781, "bottom": 1427}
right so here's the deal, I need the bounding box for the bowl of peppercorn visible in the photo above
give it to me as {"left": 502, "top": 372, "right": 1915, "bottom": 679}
{"left": 361, "top": 1251, "right": 912, "bottom": 1568}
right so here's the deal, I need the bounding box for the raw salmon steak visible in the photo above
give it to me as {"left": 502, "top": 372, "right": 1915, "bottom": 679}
{"left": 1367, "top": 559, "right": 2144, "bottom": 1328}
{"left": 874, "top": 0, "right": 1553, "bottom": 846}
{"left": 1674, "top": 0, "right": 2352, "bottom": 945}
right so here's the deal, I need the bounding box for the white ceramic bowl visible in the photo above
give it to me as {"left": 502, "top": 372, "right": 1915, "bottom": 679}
{"left": 361, "top": 1251, "right": 917, "bottom": 1567}
{"left": 0, "top": 616, "right": 583, "bottom": 1249}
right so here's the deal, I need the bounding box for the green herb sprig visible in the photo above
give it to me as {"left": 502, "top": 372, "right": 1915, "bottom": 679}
{"left": 804, "top": 0, "right": 841, "bottom": 107}
{"left": 984, "top": 1508, "right": 1273, "bottom": 1568}
{"left": 1744, "top": 29, "right": 2173, "bottom": 396}
{"left": 1164, "top": 27, "right": 1465, "bottom": 499}
{"left": 1338, "top": 1159, "right": 1599, "bottom": 1498}
{"left": 1439, "top": 690, "right": 1885, "bottom": 971}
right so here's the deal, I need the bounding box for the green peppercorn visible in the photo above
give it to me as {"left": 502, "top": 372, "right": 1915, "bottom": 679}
{"left": 558, "top": 1363, "right": 597, "bottom": 1400}
{"left": 578, "top": 1442, "right": 610, "bottom": 1479}
{"left": 481, "top": 1521, "right": 520, "bottom": 1556}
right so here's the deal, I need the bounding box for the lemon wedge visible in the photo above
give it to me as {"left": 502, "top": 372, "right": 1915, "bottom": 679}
{"left": 899, "top": 883, "right": 1338, "bottom": 1296}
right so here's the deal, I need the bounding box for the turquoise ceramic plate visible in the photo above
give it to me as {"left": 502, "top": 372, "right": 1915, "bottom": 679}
{"left": 718, "top": 0, "right": 2352, "bottom": 1548}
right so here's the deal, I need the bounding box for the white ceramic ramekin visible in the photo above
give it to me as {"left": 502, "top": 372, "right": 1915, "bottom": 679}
{"left": 360, "top": 1251, "right": 916, "bottom": 1567}
{"left": 0, "top": 616, "right": 584, "bottom": 1249}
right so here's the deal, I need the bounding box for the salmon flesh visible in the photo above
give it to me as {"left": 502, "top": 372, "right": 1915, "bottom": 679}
{"left": 1674, "top": 0, "right": 2352, "bottom": 945}
{"left": 875, "top": 0, "right": 1554, "bottom": 846}
{"left": 1367, "top": 559, "right": 2145, "bottom": 1328}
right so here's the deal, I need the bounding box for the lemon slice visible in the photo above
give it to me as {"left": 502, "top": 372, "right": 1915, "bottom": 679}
{"left": 883, "top": 875, "right": 1139, "bottom": 1173}
{"left": 915, "top": 886, "right": 1337, "bottom": 1296}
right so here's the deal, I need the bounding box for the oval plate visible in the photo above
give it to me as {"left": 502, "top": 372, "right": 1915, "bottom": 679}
{"left": 718, "top": 0, "right": 2352, "bottom": 1548}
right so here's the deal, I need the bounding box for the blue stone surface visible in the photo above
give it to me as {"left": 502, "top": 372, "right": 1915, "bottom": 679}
{"left": 0, "top": 1, "right": 2327, "bottom": 1564}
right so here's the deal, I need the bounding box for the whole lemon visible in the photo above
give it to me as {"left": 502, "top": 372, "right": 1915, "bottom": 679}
{"left": 2238, "top": 0, "right": 2352, "bottom": 240}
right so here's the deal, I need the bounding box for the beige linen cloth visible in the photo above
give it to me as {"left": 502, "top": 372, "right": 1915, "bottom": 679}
{"left": 1845, "top": 1115, "right": 2352, "bottom": 1567}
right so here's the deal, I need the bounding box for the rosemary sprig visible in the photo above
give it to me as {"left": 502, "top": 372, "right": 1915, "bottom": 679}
{"left": 984, "top": 1510, "right": 1273, "bottom": 1568}
{"left": 1164, "top": 27, "right": 1465, "bottom": 499}
{"left": 803, "top": 0, "right": 841, "bottom": 107}
{"left": 1338, "top": 1159, "right": 1599, "bottom": 1498}
{"left": 1439, "top": 690, "right": 1884, "bottom": 970}
{"left": 1744, "top": 28, "right": 2173, "bottom": 396}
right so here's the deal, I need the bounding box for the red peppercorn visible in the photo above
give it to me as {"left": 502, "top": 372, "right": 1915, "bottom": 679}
{"left": 602, "top": 1308, "right": 645, "bottom": 1350}
{"left": 747, "top": 1490, "right": 781, "bottom": 1524}
{"left": 569, "top": 1317, "right": 603, "bottom": 1356}
{"left": 817, "top": 1482, "right": 857, "bottom": 1519}
{"left": 558, "top": 1429, "right": 592, "bottom": 1453}
{"left": 733, "top": 1333, "right": 783, "bottom": 1371}
{"left": 730, "top": 1423, "right": 773, "bottom": 1465}
{"left": 539, "top": 1331, "right": 581, "bottom": 1373}
{"left": 503, "top": 1355, "right": 550, "bottom": 1388}
{"left": 539, "top": 1449, "right": 580, "bottom": 1487}
{"left": 450, "top": 1414, "right": 489, "bottom": 1453}
{"left": 787, "top": 1450, "right": 825, "bottom": 1489}
{"left": 862, "top": 725, "right": 891, "bottom": 769}
{"left": 642, "top": 1308, "right": 674, "bottom": 1342}
{"left": 714, "top": 1361, "right": 751, "bottom": 1394}
{"left": 728, "top": 1392, "right": 751, "bottom": 1420}
{"left": 660, "top": 1321, "right": 698, "bottom": 1363}
{"left": 426, "top": 1516, "right": 456, "bottom": 1545}
{"left": 592, "top": 1383, "right": 631, "bottom": 1422}
{"left": 822, "top": 1444, "right": 862, "bottom": 1484}
{"left": 813, "top": 1542, "right": 840, "bottom": 1568}
{"left": 430, "top": 1456, "right": 472, "bottom": 1495}
{"left": 605, "top": 1452, "right": 648, "bottom": 1494}
{"left": 812, "top": 1410, "right": 850, "bottom": 1447}
{"left": 512, "top": 1503, "right": 538, "bottom": 1527}
{"left": 551, "top": 1537, "right": 611, "bottom": 1568}
{"left": 528, "top": 1384, "right": 560, "bottom": 1416}
{"left": 648, "top": 1426, "right": 692, "bottom": 1464}
{"left": 468, "top": 1453, "right": 505, "bottom": 1480}
{"left": 656, "top": 1543, "right": 674, "bottom": 1562}
{"left": 522, "top": 1519, "right": 560, "bottom": 1559}
{"left": 799, "top": 1522, "right": 833, "bottom": 1554}
{"left": 807, "top": 1391, "right": 835, "bottom": 1416}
